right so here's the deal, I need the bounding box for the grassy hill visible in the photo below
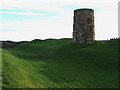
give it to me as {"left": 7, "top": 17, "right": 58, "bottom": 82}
{"left": 2, "top": 38, "right": 118, "bottom": 88}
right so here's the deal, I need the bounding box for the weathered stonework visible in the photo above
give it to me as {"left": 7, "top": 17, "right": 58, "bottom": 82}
{"left": 73, "top": 8, "right": 95, "bottom": 43}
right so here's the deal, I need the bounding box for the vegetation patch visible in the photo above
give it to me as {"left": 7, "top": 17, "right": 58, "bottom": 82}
{"left": 2, "top": 38, "right": 118, "bottom": 88}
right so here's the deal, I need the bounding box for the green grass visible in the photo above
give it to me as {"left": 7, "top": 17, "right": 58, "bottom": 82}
{"left": 0, "top": 49, "right": 2, "bottom": 88}
{"left": 2, "top": 38, "right": 118, "bottom": 88}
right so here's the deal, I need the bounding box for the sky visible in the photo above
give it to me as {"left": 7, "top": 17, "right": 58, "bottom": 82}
{"left": 0, "top": 0, "right": 119, "bottom": 41}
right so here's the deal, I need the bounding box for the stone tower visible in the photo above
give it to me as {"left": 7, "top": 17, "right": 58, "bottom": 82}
{"left": 73, "top": 8, "right": 95, "bottom": 43}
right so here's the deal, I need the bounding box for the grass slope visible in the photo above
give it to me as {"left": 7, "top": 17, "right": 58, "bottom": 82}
{"left": 0, "top": 49, "right": 2, "bottom": 88}
{"left": 2, "top": 38, "right": 118, "bottom": 88}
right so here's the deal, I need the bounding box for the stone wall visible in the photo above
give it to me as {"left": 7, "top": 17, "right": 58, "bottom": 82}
{"left": 73, "top": 8, "right": 95, "bottom": 43}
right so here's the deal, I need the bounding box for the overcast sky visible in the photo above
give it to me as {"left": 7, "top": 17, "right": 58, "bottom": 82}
{"left": 0, "top": 0, "right": 119, "bottom": 41}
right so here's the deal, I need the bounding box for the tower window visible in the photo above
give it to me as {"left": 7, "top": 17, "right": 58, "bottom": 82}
{"left": 87, "top": 18, "right": 92, "bottom": 23}
{"left": 90, "top": 26, "right": 92, "bottom": 31}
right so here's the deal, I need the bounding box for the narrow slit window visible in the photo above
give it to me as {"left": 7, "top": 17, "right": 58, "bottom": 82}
{"left": 87, "top": 18, "right": 92, "bottom": 23}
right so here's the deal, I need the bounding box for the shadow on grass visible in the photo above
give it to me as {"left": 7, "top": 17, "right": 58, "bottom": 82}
{"left": 3, "top": 39, "right": 118, "bottom": 88}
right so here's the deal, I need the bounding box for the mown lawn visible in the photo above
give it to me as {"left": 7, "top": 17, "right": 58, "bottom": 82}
{"left": 2, "top": 38, "right": 118, "bottom": 88}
